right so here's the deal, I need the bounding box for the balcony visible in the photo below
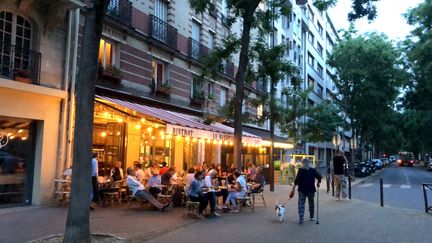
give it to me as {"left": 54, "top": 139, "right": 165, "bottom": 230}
{"left": 150, "top": 15, "right": 178, "bottom": 49}
{"left": 189, "top": 38, "right": 209, "bottom": 60}
{"left": 0, "top": 42, "right": 41, "bottom": 85}
{"left": 107, "top": 0, "right": 132, "bottom": 25}
{"left": 191, "top": 89, "right": 205, "bottom": 107}
{"left": 209, "top": 3, "right": 218, "bottom": 18}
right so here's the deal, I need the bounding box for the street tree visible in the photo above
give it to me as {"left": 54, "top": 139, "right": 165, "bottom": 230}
{"left": 189, "top": 0, "right": 292, "bottom": 175}
{"left": 327, "top": 29, "right": 407, "bottom": 159}
{"left": 64, "top": 1, "right": 109, "bottom": 242}
{"left": 402, "top": 0, "right": 432, "bottom": 155}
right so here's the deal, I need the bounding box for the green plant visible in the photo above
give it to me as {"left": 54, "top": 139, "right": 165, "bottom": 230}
{"left": 208, "top": 93, "right": 214, "bottom": 100}
{"left": 274, "top": 160, "right": 281, "bottom": 171}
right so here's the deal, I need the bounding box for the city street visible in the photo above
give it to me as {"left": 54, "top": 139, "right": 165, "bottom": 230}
{"left": 353, "top": 163, "right": 432, "bottom": 211}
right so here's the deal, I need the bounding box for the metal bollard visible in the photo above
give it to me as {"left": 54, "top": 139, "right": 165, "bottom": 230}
{"left": 380, "top": 178, "right": 384, "bottom": 207}
{"left": 348, "top": 176, "right": 352, "bottom": 200}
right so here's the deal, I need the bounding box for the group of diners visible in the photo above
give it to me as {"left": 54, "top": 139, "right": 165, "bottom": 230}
{"left": 184, "top": 163, "right": 266, "bottom": 218}
{"left": 92, "top": 156, "right": 266, "bottom": 217}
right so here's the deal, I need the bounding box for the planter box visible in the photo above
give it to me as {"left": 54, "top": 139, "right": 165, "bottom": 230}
{"left": 100, "top": 70, "right": 122, "bottom": 84}
{"left": 191, "top": 96, "right": 205, "bottom": 106}
{"left": 156, "top": 85, "right": 171, "bottom": 97}
{"left": 15, "top": 76, "right": 32, "bottom": 84}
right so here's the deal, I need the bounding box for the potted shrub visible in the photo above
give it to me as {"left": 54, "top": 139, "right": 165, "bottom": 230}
{"left": 13, "top": 68, "right": 32, "bottom": 84}
{"left": 207, "top": 93, "right": 215, "bottom": 101}
{"left": 99, "top": 65, "right": 123, "bottom": 84}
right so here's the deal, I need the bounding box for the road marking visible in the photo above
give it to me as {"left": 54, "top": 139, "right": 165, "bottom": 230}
{"left": 383, "top": 184, "right": 391, "bottom": 188}
{"left": 360, "top": 183, "right": 373, "bottom": 187}
{"left": 400, "top": 185, "right": 411, "bottom": 189}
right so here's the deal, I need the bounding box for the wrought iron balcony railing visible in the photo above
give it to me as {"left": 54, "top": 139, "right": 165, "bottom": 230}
{"left": 0, "top": 42, "right": 41, "bottom": 85}
{"left": 189, "top": 38, "right": 209, "bottom": 60}
{"left": 107, "top": 0, "right": 132, "bottom": 25}
{"left": 150, "top": 15, "right": 178, "bottom": 49}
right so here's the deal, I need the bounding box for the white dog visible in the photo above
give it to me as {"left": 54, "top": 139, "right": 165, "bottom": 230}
{"left": 275, "top": 201, "right": 286, "bottom": 222}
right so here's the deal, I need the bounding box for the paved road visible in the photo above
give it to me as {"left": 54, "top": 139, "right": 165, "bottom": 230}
{"left": 353, "top": 163, "right": 432, "bottom": 210}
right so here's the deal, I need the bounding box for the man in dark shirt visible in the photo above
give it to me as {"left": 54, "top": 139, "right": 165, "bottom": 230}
{"left": 332, "top": 151, "right": 348, "bottom": 200}
{"left": 290, "top": 158, "right": 322, "bottom": 225}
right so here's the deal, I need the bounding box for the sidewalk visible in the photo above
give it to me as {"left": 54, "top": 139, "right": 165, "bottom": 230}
{"left": 0, "top": 184, "right": 430, "bottom": 243}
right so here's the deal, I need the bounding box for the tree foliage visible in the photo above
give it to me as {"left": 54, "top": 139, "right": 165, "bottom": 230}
{"left": 327, "top": 29, "right": 407, "bottom": 157}
{"left": 401, "top": 0, "right": 432, "bottom": 154}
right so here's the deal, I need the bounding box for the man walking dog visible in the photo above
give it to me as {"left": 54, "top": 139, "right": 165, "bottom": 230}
{"left": 290, "top": 158, "right": 322, "bottom": 225}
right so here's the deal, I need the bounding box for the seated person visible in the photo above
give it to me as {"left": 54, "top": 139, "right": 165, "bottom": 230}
{"left": 204, "top": 169, "right": 220, "bottom": 215}
{"left": 148, "top": 171, "right": 162, "bottom": 198}
{"left": 223, "top": 171, "right": 247, "bottom": 212}
{"left": 126, "top": 167, "right": 169, "bottom": 212}
{"left": 250, "top": 167, "right": 265, "bottom": 193}
{"left": 246, "top": 162, "right": 256, "bottom": 181}
{"left": 184, "top": 167, "right": 195, "bottom": 192}
{"left": 134, "top": 162, "right": 145, "bottom": 183}
{"left": 161, "top": 167, "right": 175, "bottom": 186}
{"left": 110, "top": 161, "right": 124, "bottom": 182}
{"left": 159, "top": 161, "right": 169, "bottom": 175}
{"left": 187, "top": 170, "right": 218, "bottom": 218}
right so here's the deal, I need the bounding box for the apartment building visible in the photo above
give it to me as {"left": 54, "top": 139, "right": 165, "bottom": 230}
{"left": 270, "top": 0, "right": 345, "bottom": 169}
{"left": 0, "top": 0, "right": 83, "bottom": 207}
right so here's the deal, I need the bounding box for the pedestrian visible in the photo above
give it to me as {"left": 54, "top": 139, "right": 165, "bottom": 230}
{"left": 289, "top": 158, "right": 322, "bottom": 225}
{"left": 332, "top": 150, "right": 348, "bottom": 201}
{"left": 90, "top": 153, "right": 99, "bottom": 210}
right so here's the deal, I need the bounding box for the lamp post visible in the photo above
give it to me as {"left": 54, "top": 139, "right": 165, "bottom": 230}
{"left": 330, "top": 134, "right": 341, "bottom": 195}
{"left": 349, "top": 137, "right": 357, "bottom": 199}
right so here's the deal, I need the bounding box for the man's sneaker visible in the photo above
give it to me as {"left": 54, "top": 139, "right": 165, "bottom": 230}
{"left": 222, "top": 206, "right": 230, "bottom": 213}
{"left": 342, "top": 198, "right": 351, "bottom": 201}
{"left": 229, "top": 209, "right": 239, "bottom": 213}
{"left": 309, "top": 217, "right": 315, "bottom": 221}
{"left": 299, "top": 219, "right": 304, "bottom": 225}
{"left": 211, "top": 212, "right": 221, "bottom": 217}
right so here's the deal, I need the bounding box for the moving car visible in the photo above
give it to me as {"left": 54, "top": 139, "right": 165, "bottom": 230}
{"left": 398, "top": 152, "right": 415, "bottom": 167}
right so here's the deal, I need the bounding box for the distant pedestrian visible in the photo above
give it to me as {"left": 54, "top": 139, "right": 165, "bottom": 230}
{"left": 91, "top": 153, "right": 99, "bottom": 210}
{"left": 332, "top": 151, "right": 348, "bottom": 200}
{"left": 289, "top": 158, "right": 322, "bottom": 224}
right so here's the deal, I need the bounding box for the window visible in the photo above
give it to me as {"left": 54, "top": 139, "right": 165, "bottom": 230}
{"left": 98, "top": 39, "right": 114, "bottom": 68}
{"left": 220, "top": 87, "right": 227, "bottom": 106}
{"left": 317, "top": 22, "right": 323, "bottom": 36}
{"left": 317, "top": 64, "right": 323, "bottom": 76}
{"left": 209, "top": 31, "right": 215, "bottom": 49}
{"left": 192, "top": 77, "right": 204, "bottom": 98}
{"left": 152, "top": 59, "right": 167, "bottom": 86}
{"left": 207, "top": 82, "right": 214, "bottom": 98}
{"left": 0, "top": 12, "right": 33, "bottom": 73}
{"left": 192, "top": 20, "right": 201, "bottom": 42}
{"left": 307, "top": 52, "right": 314, "bottom": 67}
{"left": 317, "top": 43, "right": 323, "bottom": 55}
{"left": 154, "top": 0, "right": 168, "bottom": 21}
{"left": 257, "top": 104, "right": 263, "bottom": 118}
{"left": 316, "top": 83, "right": 323, "bottom": 97}
{"left": 308, "top": 32, "right": 314, "bottom": 44}
{"left": 242, "top": 99, "right": 246, "bottom": 114}
{"left": 308, "top": 76, "right": 315, "bottom": 89}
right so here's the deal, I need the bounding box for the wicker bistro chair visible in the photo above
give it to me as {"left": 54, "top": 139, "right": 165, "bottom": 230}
{"left": 53, "top": 179, "right": 71, "bottom": 205}
{"left": 157, "top": 184, "right": 174, "bottom": 207}
{"left": 103, "top": 180, "right": 123, "bottom": 206}
{"left": 183, "top": 188, "right": 201, "bottom": 218}
{"left": 251, "top": 185, "right": 267, "bottom": 208}
{"left": 235, "top": 186, "right": 255, "bottom": 212}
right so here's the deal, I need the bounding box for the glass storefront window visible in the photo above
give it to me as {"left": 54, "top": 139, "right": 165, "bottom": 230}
{"left": 0, "top": 116, "right": 35, "bottom": 207}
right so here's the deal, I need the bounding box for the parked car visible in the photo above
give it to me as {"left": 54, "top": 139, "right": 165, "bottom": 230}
{"left": 354, "top": 161, "right": 369, "bottom": 177}
{"left": 380, "top": 158, "right": 389, "bottom": 166}
{"left": 371, "top": 159, "right": 383, "bottom": 170}
{"left": 364, "top": 160, "right": 376, "bottom": 174}
{"left": 389, "top": 156, "right": 396, "bottom": 163}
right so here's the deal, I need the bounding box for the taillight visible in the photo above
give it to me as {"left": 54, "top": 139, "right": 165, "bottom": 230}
{"left": 410, "top": 160, "right": 414, "bottom": 163}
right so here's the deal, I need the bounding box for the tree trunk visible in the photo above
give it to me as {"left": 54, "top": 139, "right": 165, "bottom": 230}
{"left": 64, "top": 1, "right": 108, "bottom": 242}
{"left": 233, "top": 1, "right": 260, "bottom": 171}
